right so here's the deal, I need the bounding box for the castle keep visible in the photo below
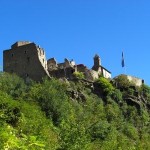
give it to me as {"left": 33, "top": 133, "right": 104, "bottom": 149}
{"left": 3, "top": 41, "right": 50, "bottom": 81}
{"left": 3, "top": 41, "right": 112, "bottom": 81}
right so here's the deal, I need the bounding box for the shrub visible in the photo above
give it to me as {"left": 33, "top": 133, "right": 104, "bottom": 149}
{"left": 30, "top": 78, "right": 72, "bottom": 125}
{"left": 113, "top": 75, "right": 131, "bottom": 90}
{"left": 73, "top": 72, "right": 85, "bottom": 79}
{"left": 140, "top": 84, "right": 150, "bottom": 102}
{"left": 0, "top": 72, "right": 27, "bottom": 98}
{"left": 112, "top": 89, "right": 123, "bottom": 103}
{"left": 96, "top": 77, "right": 114, "bottom": 95}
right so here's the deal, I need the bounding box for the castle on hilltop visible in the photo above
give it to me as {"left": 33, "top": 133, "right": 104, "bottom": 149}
{"left": 3, "top": 41, "right": 111, "bottom": 81}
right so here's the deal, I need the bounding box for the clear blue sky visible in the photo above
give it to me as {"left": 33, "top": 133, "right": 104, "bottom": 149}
{"left": 0, "top": 0, "right": 150, "bottom": 85}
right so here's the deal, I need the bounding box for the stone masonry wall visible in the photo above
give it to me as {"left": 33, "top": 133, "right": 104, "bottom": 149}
{"left": 3, "top": 41, "right": 112, "bottom": 81}
{"left": 3, "top": 42, "right": 49, "bottom": 81}
{"left": 127, "top": 75, "right": 144, "bottom": 87}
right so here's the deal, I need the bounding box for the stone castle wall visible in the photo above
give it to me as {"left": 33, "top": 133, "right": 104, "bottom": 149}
{"left": 3, "top": 41, "right": 111, "bottom": 81}
{"left": 3, "top": 42, "right": 49, "bottom": 81}
{"left": 127, "top": 75, "right": 144, "bottom": 87}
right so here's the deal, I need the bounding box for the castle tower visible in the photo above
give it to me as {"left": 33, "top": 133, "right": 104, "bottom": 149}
{"left": 92, "top": 54, "right": 101, "bottom": 71}
{"left": 3, "top": 41, "right": 50, "bottom": 81}
{"left": 94, "top": 54, "right": 101, "bottom": 67}
{"left": 91, "top": 54, "right": 111, "bottom": 78}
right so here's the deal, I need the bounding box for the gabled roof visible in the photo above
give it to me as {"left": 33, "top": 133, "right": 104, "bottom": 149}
{"left": 100, "top": 65, "right": 111, "bottom": 73}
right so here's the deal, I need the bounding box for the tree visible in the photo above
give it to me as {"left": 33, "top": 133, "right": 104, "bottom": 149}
{"left": 113, "top": 75, "right": 131, "bottom": 90}
{"left": 96, "top": 77, "right": 114, "bottom": 96}
{"left": 0, "top": 72, "right": 27, "bottom": 98}
{"left": 73, "top": 71, "right": 85, "bottom": 79}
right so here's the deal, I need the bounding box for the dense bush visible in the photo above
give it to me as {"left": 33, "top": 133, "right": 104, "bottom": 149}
{"left": 96, "top": 77, "right": 114, "bottom": 95}
{"left": 73, "top": 71, "right": 85, "bottom": 79}
{"left": 0, "top": 72, "right": 28, "bottom": 98}
{"left": 0, "top": 91, "right": 58, "bottom": 149}
{"left": 140, "top": 84, "right": 150, "bottom": 103}
{"left": 29, "top": 78, "right": 72, "bottom": 125}
{"left": 113, "top": 74, "right": 131, "bottom": 89}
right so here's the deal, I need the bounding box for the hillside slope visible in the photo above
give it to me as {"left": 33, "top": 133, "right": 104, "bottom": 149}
{"left": 0, "top": 72, "right": 150, "bottom": 150}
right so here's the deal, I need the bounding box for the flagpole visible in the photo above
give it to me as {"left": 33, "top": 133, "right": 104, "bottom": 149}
{"left": 121, "top": 51, "right": 126, "bottom": 75}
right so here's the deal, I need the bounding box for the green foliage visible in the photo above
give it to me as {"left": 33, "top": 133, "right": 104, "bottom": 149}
{"left": 96, "top": 77, "right": 114, "bottom": 95}
{"left": 123, "top": 123, "right": 139, "bottom": 140}
{"left": 89, "top": 120, "right": 111, "bottom": 141}
{"left": 0, "top": 90, "right": 58, "bottom": 149}
{"left": 114, "top": 74, "right": 131, "bottom": 89}
{"left": 59, "top": 120, "right": 90, "bottom": 150}
{"left": 140, "top": 84, "right": 150, "bottom": 102}
{"left": 73, "top": 71, "right": 85, "bottom": 79}
{"left": 112, "top": 89, "right": 123, "bottom": 103}
{"left": 0, "top": 91, "right": 21, "bottom": 126}
{"left": 105, "top": 98, "right": 122, "bottom": 123}
{"left": 113, "top": 75, "right": 141, "bottom": 98}
{"left": 0, "top": 72, "right": 28, "bottom": 98}
{"left": 0, "top": 73, "right": 150, "bottom": 149}
{"left": 29, "top": 78, "right": 72, "bottom": 125}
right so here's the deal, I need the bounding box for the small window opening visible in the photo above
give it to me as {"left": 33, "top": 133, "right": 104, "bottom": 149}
{"left": 27, "top": 57, "right": 30, "bottom": 62}
{"left": 24, "top": 50, "right": 27, "bottom": 54}
{"left": 43, "top": 59, "right": 44, "bottom": 63}
{"left": 71, "top": 70, "right": 74, "bottom": 74}
{"left": 11, "top": 53, "right": 14, "bottom": 57}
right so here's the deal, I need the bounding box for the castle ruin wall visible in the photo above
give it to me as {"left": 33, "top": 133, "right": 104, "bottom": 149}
{"left": 3, "top": 41, "right": 112, "bottom": 81}
{"left": 3, "top": 42, "right": 50, "bottom": 81}
{"left": 127, "top": 75, "right": 144, "bottom": 87}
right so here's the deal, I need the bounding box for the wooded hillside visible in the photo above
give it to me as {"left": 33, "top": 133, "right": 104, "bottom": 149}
{"left": 0, "top": 73, "right": 149, "bottom": 149}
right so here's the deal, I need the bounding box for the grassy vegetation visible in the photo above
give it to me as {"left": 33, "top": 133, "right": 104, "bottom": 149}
{"left": 0, "top": 72, "right": 150, "bottom": 149}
